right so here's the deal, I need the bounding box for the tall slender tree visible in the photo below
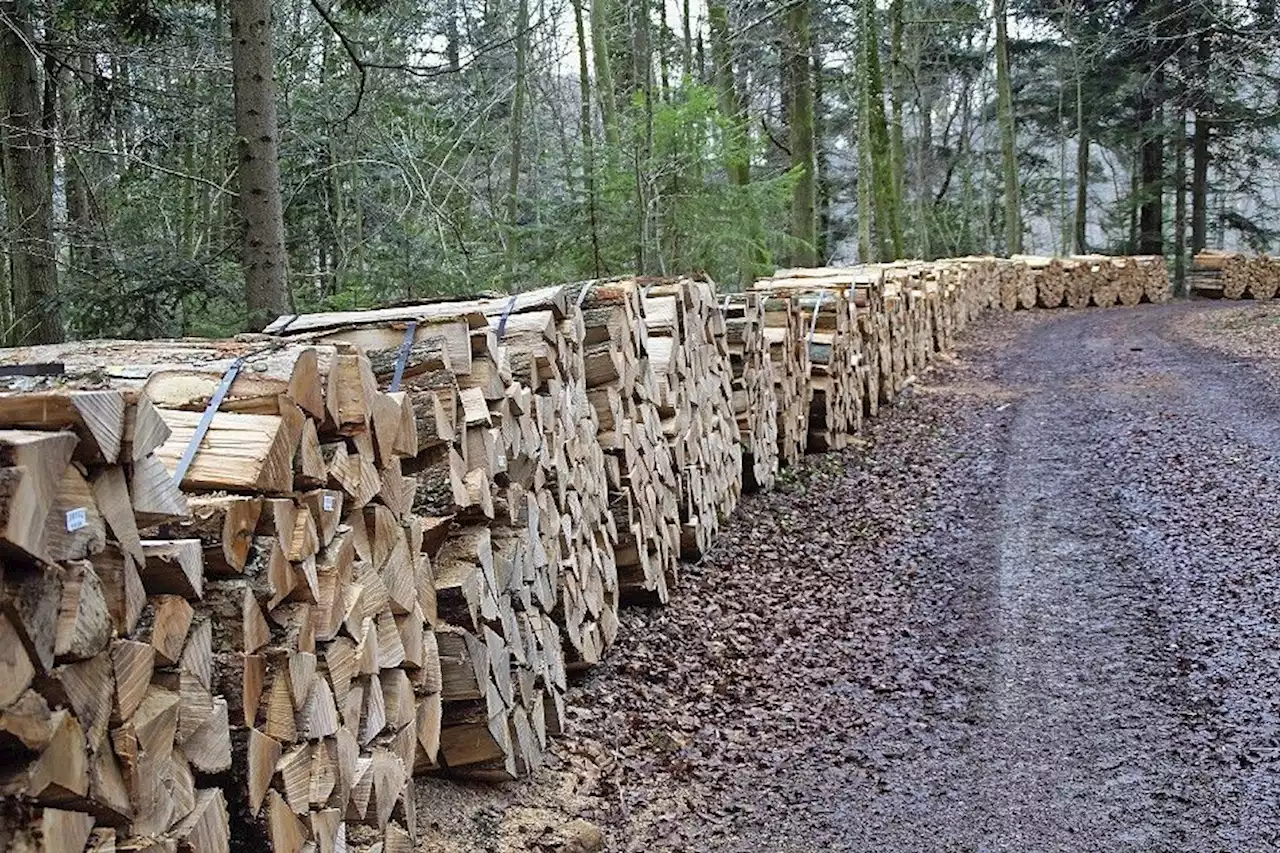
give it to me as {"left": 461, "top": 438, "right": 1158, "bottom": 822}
{"left": 862, "top": 0, "right": 903, "bottom": 260}
{"left": 786, "top": 0, "right": 818, "bottom": 265}
{"left": 230, "top": 0, "right": 291, "bottom": 330}
{"left": 507, "top": 0, "right": 530, "bottom": 274}
{"left": 993, "top": 0, "right": 1022, "bottom": 254}
{"left": 1, "top": 0, "right": 62, "bottom": 344}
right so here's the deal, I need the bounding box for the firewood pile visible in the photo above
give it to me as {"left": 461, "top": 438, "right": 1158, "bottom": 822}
{"left": 722, "top": 294, "right": 780, "bottom": 492}
{"left": 1191, "top": 251, "right": 1280, "bottom": 300}
{"left": 754, "top": 271, "right": 867, "bottom": 452}
{"left": 0, "top": 254, "right": 1176, "bottom": 853}
{"left": 262, "top": 286, "right": 618, "bottom": 782}
{"left": 0, "top": 339, "right": 434, "bottom": 853}
{"left": 754, "top": 292, "right": 811, "bottom": 468}
{"left": 638, "top": 277, "right": 743, "bottom": 561}
{"left": 1023, "top": 254, "right": 1169, "bottom": 308}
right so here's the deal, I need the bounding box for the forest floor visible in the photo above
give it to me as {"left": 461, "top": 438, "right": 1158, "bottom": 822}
{"left": 415, "top": 299, "right": 1280, "bottom": 853}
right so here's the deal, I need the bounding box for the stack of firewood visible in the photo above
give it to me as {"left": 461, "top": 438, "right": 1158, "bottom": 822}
{"left": 568, "top": 280, "right": 683, "bottom": 603}
{"left": 0, "top": 338, "right": 440, "bottom": 853}
{"left": 847, "top": 268, "right": 886, "bottom": 418}
{"left": 1191, "top": 251, "right": 1280, "bottom": 299}
{"left": 755, "top": 293, "right": 811, "bottom": 468}
{"left": 723, "top": 294, "right": 780, "bottom": 492}
{"left": 263, "top": 289, "right": 618, "bottom": 779}
{"left": 993, "top": 255, "right": 1172, "bottom": 308}
{"left": 0, "top": 390, "right": 232, "bottom": 853}
{"left": 1010, "top": 255, "right": 1061, "bottom": 308}
{"left": 0, "top": 251, "right": 1196, "bottom": 853}
{"left": 639, "top": 277, "right": 743, "bottom": 558}
{"left": 995, "top": 259, "right": 1020, "bottom": 313}
{"left": 754, "top": 271, "right": 865, "bottom": 452}
{"left": 882, "top": 267, "right": 921, "bottom": 395}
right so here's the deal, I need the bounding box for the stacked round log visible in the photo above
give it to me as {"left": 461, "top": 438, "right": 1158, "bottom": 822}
{"left": 1115, "top": 260, "right": 1145, "bottom": 306}
{"left": 1222, "top": 253, "right": 1251, "bottom": 300}
{"left": 1192, "top": 251, "right": 1280, "bottom": 300}
{"left": 955, "top": 259, "right": 996, "bottom": 324}
{"left": 1067, "top": 255, "right": 1119, "bottom": 307}
{"left": 1010, "top": 255, "right": 1063, "bottom": 308}
{"left": 723, "top": 293, "right": 781, "bottom": 492}
{"left": 1015, "top": 261, "right": 1039, "bottom": 310}
{"left": 1133, "top": 256, "right": 1173, "bottom": 302}
{"left": 638, "top": 276, "right": 743, "bottom": 560}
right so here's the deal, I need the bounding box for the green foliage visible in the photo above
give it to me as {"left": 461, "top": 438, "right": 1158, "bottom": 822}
{"left": 585, "top": 82, "right": 796, "bottom": 285}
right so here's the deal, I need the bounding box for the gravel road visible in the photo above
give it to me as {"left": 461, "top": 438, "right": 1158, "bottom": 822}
{"left": 419, "top": 301, "right": 1280, "bottom": 853}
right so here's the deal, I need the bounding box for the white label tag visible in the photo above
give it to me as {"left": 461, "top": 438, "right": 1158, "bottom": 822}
{"left": 66, "top": 508, "right": 88, "bottom": 532}
{"left": 322, "top": 494, "right": 336, "bottom": 512}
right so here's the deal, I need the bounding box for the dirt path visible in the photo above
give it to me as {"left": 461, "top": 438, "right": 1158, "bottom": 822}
{"left": 419, "top": 302, "right": 1280, "bottom": 852}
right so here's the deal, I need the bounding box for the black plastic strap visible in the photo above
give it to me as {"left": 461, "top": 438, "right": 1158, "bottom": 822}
{"left": 0, "top": 363, "right": 65, "bottom": 377}
{"left": 388, "top": 321, "right": 418, "bottom": 393}
{"left": 171, "top": 357, "right": 245, "bottom": 485}
{"left": 274, "top": 314, "right": 301, "bottom": 334}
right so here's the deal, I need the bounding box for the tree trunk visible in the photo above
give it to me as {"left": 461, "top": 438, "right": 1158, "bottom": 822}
{"left": 506, "top": 0, "right": 529, "bottom": 274}
{"left": 230, "top": 0, "right": 292, "bottom": 332}
{"left": 682, "top": 0, "right": 693, "bottom": 77}
{"left": 1073, "top": 68, "right": 1089, "bottom": 254}
{"left": 1128, "top": 146, "right": 1140, "bottom": 253}
{"left": 709, "top": 3, "right": 757, "bottom": 284}
{"left": 657, "top": 0, "right": 671, "bottom": 99}
{"left": 1137, "top": 72, "right": 1164, "bottom": 257}
{"left": 857, "top": 59, "right": 874, "bottom": 262}
{"left": 1174, "top": 108, "right": 1187, "bottom": 296}
{"left": 446, "top": 0, "right": 461, "bottom": 72}
{"left": 863, "top": 0, "right": 902, "bottom": 260}
{"left": 590, "top": 0, "right": 620, "bottom": 148}
{"left": 60, "top": 51, "right": 101, "bottom": 320}
{"left": 814, "top": 48, "right": 830, "bottom": 261}
{"left": 572, "top": 0, "right": 602, "bottom": 275}
{"left": 888, "top": 0, "right": 907, "bottom": 249}
{"left": 0, "top": 0, "right": 61, "bottom": 344}
{"left": 785, "top": 0, "right": 818, "bottom": 266}
{"left": 708, "top": 5, "right": 749, "bottom": 190}
{"left": 633, "top": 0, "right": 654, "bottom": 274}
{"left": 1190, "top": 32, "right": 1210, "bottom": 253}
{"left": 993, "top": 0, "right": 1022, "bottom": 254}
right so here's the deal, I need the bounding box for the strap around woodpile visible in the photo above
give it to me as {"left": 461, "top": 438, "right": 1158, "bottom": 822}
{"left": 496, "top": 294, "right": 519, "bottom": 341}
{"left": 274, "top": 314, "right": 301, "bottom": 334}
{"left": 171, "top": 356, "right": 246, "bottom": 486}
{"left": 0, "top": 363, "right": 66, "bottom": 377}
{"left": 388, "top": 320, "right": 419, "bottom": 393}
{"left": 576, "top": 283, "right": 593, "bottom": 307}
{"left": 809, "top": 289, "right": 828, "bottom": 343}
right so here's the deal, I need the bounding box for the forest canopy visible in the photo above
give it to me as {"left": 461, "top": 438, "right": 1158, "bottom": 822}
{"left": 1, "top": 0, "right": 1277, "bottom": 344}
